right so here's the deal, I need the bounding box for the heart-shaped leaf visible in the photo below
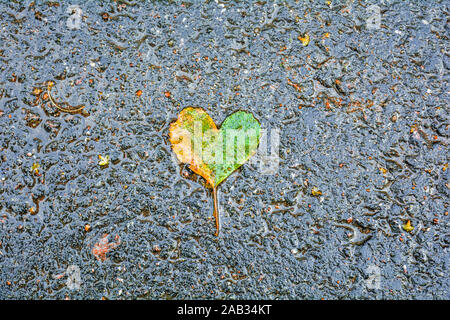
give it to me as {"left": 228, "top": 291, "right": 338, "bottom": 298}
{"left": 169, "top": 107, "right": 261, "bottom": 235}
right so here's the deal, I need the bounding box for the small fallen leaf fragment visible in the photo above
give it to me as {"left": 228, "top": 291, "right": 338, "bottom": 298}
{"left": 92, "top": 234, "right": 120, "bottom": 262}
{"left": 30, "top": 162, "right": 40, "bottom": 175}
{"left": 298, "top": 33, "right": 310, "bottom": 46}
{"left": 402, "top": 220, "right": 414, "bottom": 232}
{"left": 391, "top": 114, "right": 398, "bottom": 122}
{"left": 32, "top": 87, "right": 42, "bottom": 96}
{"left": 311, "top": 186, "right": 322, "bottom": 196}
{"left": 98, "top": 155, "right": 110, "bottom": 167}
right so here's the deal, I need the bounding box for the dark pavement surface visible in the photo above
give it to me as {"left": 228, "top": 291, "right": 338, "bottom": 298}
{"left": 0, "top": 0, "right": 448, "bottom": 299}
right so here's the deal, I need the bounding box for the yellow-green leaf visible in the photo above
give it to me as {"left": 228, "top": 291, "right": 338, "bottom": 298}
{"left": 169, "top": 107, "right": 261, "bottom": 235}
{"left": 169, "top": 107, "right": 261, "bottom": 188}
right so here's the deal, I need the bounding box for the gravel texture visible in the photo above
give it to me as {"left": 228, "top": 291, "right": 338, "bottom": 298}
{"left": 0, "top": 0, "right": 448, "bottom": 299}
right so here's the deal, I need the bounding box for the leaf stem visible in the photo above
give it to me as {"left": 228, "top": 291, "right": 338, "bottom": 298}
{"left": 213, "top": 186, "right": 220, "bottom": 236}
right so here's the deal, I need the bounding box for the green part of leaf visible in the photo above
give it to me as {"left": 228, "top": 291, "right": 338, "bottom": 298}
{"left": 212, "top": 111, "right": 261, "bottom": 186}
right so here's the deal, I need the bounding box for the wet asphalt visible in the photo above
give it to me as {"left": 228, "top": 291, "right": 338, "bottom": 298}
{"left": 0, "top": 0, "right": 448, "bottom": 299}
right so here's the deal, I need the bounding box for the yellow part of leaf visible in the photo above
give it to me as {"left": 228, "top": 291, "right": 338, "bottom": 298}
{"left": 169, "top": 107, "right": 217, "bottom": 187}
